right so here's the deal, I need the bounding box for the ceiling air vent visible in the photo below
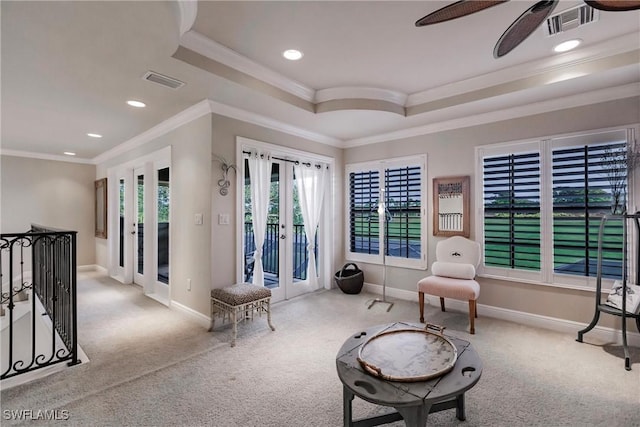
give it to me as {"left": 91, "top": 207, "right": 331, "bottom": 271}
{"left": 545, "top": 4, "right": 598, "bottom": 36}
{"left": 142, "top": 71, "right": 185, "bottom": 90}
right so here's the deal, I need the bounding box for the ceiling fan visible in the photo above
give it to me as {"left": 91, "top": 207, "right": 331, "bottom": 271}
{"left": 415, "top": 1, "right": 640, "bottom": 58}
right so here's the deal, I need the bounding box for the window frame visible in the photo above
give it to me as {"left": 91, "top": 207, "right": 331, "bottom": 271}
{"left": 475, "top": 127, "right": 637, "bottom": 291}
{"left": 345, "top": 155, "right": 427, "bottom": 270}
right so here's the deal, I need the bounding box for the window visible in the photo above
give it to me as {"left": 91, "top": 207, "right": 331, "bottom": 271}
{"left": 552, "top": 143, "right": 625, "bottom": 279}
{"left": 483, "top": 151, "right": 541, "bottom": 271}
{"left": 346, "top": 156, "right": 426, "bottom": 269}
{"left": 477, "top": 128, "right": 634, "bottom": 288}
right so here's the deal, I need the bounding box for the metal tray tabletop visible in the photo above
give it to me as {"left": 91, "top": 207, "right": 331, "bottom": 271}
{"left": 356, "top": 324, "right": 458, "bottom": 382}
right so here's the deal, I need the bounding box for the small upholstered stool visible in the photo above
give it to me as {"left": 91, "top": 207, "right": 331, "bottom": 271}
{"left": 417, "top": 237, "right": 481, "bottom": 334}
{"left": 209, "top": 283, "right": 275, "bottom": 347}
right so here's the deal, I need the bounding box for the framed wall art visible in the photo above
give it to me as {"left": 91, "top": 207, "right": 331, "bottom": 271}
{"left": 433, "top": 175, "right": 470, "bottom": 237}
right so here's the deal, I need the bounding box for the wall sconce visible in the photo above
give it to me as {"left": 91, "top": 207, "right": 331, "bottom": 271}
{"left": 213, "top": 155, "right": 237, "bottom": 196}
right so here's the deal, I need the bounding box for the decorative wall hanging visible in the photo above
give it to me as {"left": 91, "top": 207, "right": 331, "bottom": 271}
{"left": 433, "top": 176, "right": 470, "bottom": 237}
{"left": 213, "top": 155, "right": 237, "bottom": 196}
{"left": 95, "top": 178, "right": 107, "bottom": 238}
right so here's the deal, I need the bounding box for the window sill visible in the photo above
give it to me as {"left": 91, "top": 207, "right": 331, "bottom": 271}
{"left": 346, "top": 253, "right": 427, "bottom": 271}
{"left": 477, "top": 272, "right": 615, "bottom": 294}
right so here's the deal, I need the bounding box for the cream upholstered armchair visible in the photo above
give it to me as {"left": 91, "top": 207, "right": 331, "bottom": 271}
{"left": 417, "top": 236, "right": 481, "bottom": 334}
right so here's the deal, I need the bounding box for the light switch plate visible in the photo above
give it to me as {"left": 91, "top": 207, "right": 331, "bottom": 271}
{"left": 194, "top": 213, "right": 203, "bottom": 225}
{"left": 219, "top": 213, "right": 230, "bottom": 225}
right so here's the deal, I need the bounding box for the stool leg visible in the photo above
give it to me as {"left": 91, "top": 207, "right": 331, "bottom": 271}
{"left": 439, "top": 297, "right": 446, "bottom": 312}
{"left": 418, "top": 292, "right": 425, "bottom": 323}
{"left": 266, "top": 299, "right": 275, "bottom": 331}
{"left": 208, "top": 299, "right": 215, "bottom": 332}
{"left": 468, "top": 300, "right": 476, "bottom": 335}
{"left": 231, "top": 308, "right": 237, "bottom": 347}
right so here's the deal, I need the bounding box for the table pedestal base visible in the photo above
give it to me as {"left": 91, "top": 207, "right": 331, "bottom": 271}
{"left": 343, "top": 385, "right": 465, "bottom": 427}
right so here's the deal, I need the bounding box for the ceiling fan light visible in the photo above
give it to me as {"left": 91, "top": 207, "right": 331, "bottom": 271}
{"left": 554, "top": 39, "right": 582, "bottom": 52}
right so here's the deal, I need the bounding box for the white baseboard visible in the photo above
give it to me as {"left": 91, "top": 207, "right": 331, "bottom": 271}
{"left": 363, "top": 282, "right": 640, "bottom": 347}
{"left": 170, "top": 300, "right": 211, "bottom": 329}
{"left": 77, "top": 264, "right": 108, "bottom": 274}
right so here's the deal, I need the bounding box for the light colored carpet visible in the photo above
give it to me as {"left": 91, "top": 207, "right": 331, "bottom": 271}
{"left": 1, "top": 271, "right": 639, "bottom": 426}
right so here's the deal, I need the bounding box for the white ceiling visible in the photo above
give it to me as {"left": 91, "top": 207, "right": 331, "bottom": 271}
{"left": 1, "top": 1, "right": 639, "bottom": 162}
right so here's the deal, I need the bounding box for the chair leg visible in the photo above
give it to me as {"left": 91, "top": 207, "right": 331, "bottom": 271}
{"left": 468, "top": 300, "right": 476, "bottom": 335}
{"left": 475, "top": 299, "right": 478, "bottom": 318}
{"left": 439, "top": 297, "right": 446, "bottom": 312}
{"left": 418, "top": 292, "right": 425, "bottom": 323}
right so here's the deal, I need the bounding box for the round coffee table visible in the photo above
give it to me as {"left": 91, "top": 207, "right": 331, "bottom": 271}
{"left": 336, "top": 322, "right": 482, "bottom": 426}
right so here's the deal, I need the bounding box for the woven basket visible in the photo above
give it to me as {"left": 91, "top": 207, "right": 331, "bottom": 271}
{"left": 334, "top": 263, "right": 364, "bottom": 294}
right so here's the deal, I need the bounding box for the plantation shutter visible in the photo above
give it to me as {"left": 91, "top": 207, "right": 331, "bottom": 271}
{"left": 552, "top": 142, "right": 625, "bottom": 278}
{"left": 384, "top": 166, "right": 422, "bottom": 259}
{"left": 349, "top": 170, "right": 380, "bottom": 255}
{"left": 483, "top": 152, "right": 541, "bottom": 270}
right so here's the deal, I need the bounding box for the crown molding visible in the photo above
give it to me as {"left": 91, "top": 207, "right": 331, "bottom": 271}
{"left": 345, "top": 83, "right": 640, "bottom": 148}
{"left": 0, "top": 149, "right": 94, "bottom": 165}
{"left": 407, "top": 32, "right": 640, "bottom": 108}
{"left": 207, "top": 100, "right": 343, "bottom": 148}
{"left": 180, "top": 30, "right": 316, "bottom": 102}
{"left": 315, "top": 87, "right": 408, "bottom": 105}
{"left": 92, "top": 100, "right": 212, "bottom": 164}
{"left": 90, "top": 98, "right": 342, "bottom": 165}
{"left": 177, "top": 0, "right": 198, "bottom": 36}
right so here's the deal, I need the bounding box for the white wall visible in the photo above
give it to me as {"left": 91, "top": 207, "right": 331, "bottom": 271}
{"left": 1, "top": 155, "right": 96, "bottom": 266}
{"left": 343, "top": 97, "right": 640, "bottom": 329}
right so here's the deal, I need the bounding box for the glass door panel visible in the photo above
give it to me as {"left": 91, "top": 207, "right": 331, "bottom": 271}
{"left": 134, "top": 169, "right": 145, "bottom": 284}
{"left": 157, "top": 167, "right": 170, "bottom": 285}
{"left": 118, "top": 178, "right": 125, "bottom": 268}
{"left": 243, "top": 157, "right": 320, "bottom": 301}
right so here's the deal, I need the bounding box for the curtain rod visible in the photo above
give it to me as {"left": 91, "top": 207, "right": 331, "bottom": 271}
{"left": 242, "top": 150, "right": 328, "bottom": 169}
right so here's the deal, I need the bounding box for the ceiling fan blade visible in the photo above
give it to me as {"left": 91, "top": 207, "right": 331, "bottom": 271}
{"left": 415, "top": 0, "right": 508, "bottom": 26}
{"left": 493, "top": 0, "right": 558, "bottom": 58}
{"left": 584, "top": 1, "right": 640, "bottom": 11}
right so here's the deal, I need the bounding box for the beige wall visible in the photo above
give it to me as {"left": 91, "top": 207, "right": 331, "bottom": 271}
{"left": 344, "top": 97, "right": 640, "bottom": 329}
{"left": 209, "top": 114, "right": 344, "bottom": 290}
{"left": 94, "top": 113, "right": 343, "bottom": 318}
{"left": 0, "top": 155, "right": 96, "bottom": 266}
{"left": 96, "top": 114, "right": 213, "bottom": 316}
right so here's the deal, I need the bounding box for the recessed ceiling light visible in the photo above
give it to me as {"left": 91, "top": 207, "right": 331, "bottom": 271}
{"left": 554, "top": 39, "right": 582, "bottom": 53}
{"left": 64, "top": 152, "right": 76, "bottom": 156}
{"left": 87, "top": 133, "right": 102, "bottom": 138}
{"left": 283, "top": 49, "right": 303, "bottom": 61}
{"left": 127, "top": 100, "right": 146, "bottom": 108}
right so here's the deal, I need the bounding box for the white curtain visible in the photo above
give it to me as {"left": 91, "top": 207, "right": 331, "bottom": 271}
{"left": 294, "top": 163, "right": 328, "bottom": 287}
{"left": 248, "top": 152, "right": 272, "bottom": 286}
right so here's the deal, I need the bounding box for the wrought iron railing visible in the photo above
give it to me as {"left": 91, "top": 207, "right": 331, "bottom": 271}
{"left": 244, "top": 223, "right": 314, "bottom": 281}
{"left": 1, "top": 225, "right": 80, "bottom": 380}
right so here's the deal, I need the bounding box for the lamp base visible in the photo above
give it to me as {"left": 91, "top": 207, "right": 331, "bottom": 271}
{"left": 368, "top": 298, "right": 394, "bottom": 312}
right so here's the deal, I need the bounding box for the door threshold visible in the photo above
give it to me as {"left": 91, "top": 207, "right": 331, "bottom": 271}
{"left": 145, "top": 292, "right": 169, "bottom": 307}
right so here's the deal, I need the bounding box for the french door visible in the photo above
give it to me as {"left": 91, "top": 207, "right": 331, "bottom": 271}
{"left": 243, "top": 157, "right": 318, "bottom": 302}
{"left": 133, "top": 166, "right": 145, "bottom": 286}
{"left": 109, "top": 148, "right": 170, "bottom": 305}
